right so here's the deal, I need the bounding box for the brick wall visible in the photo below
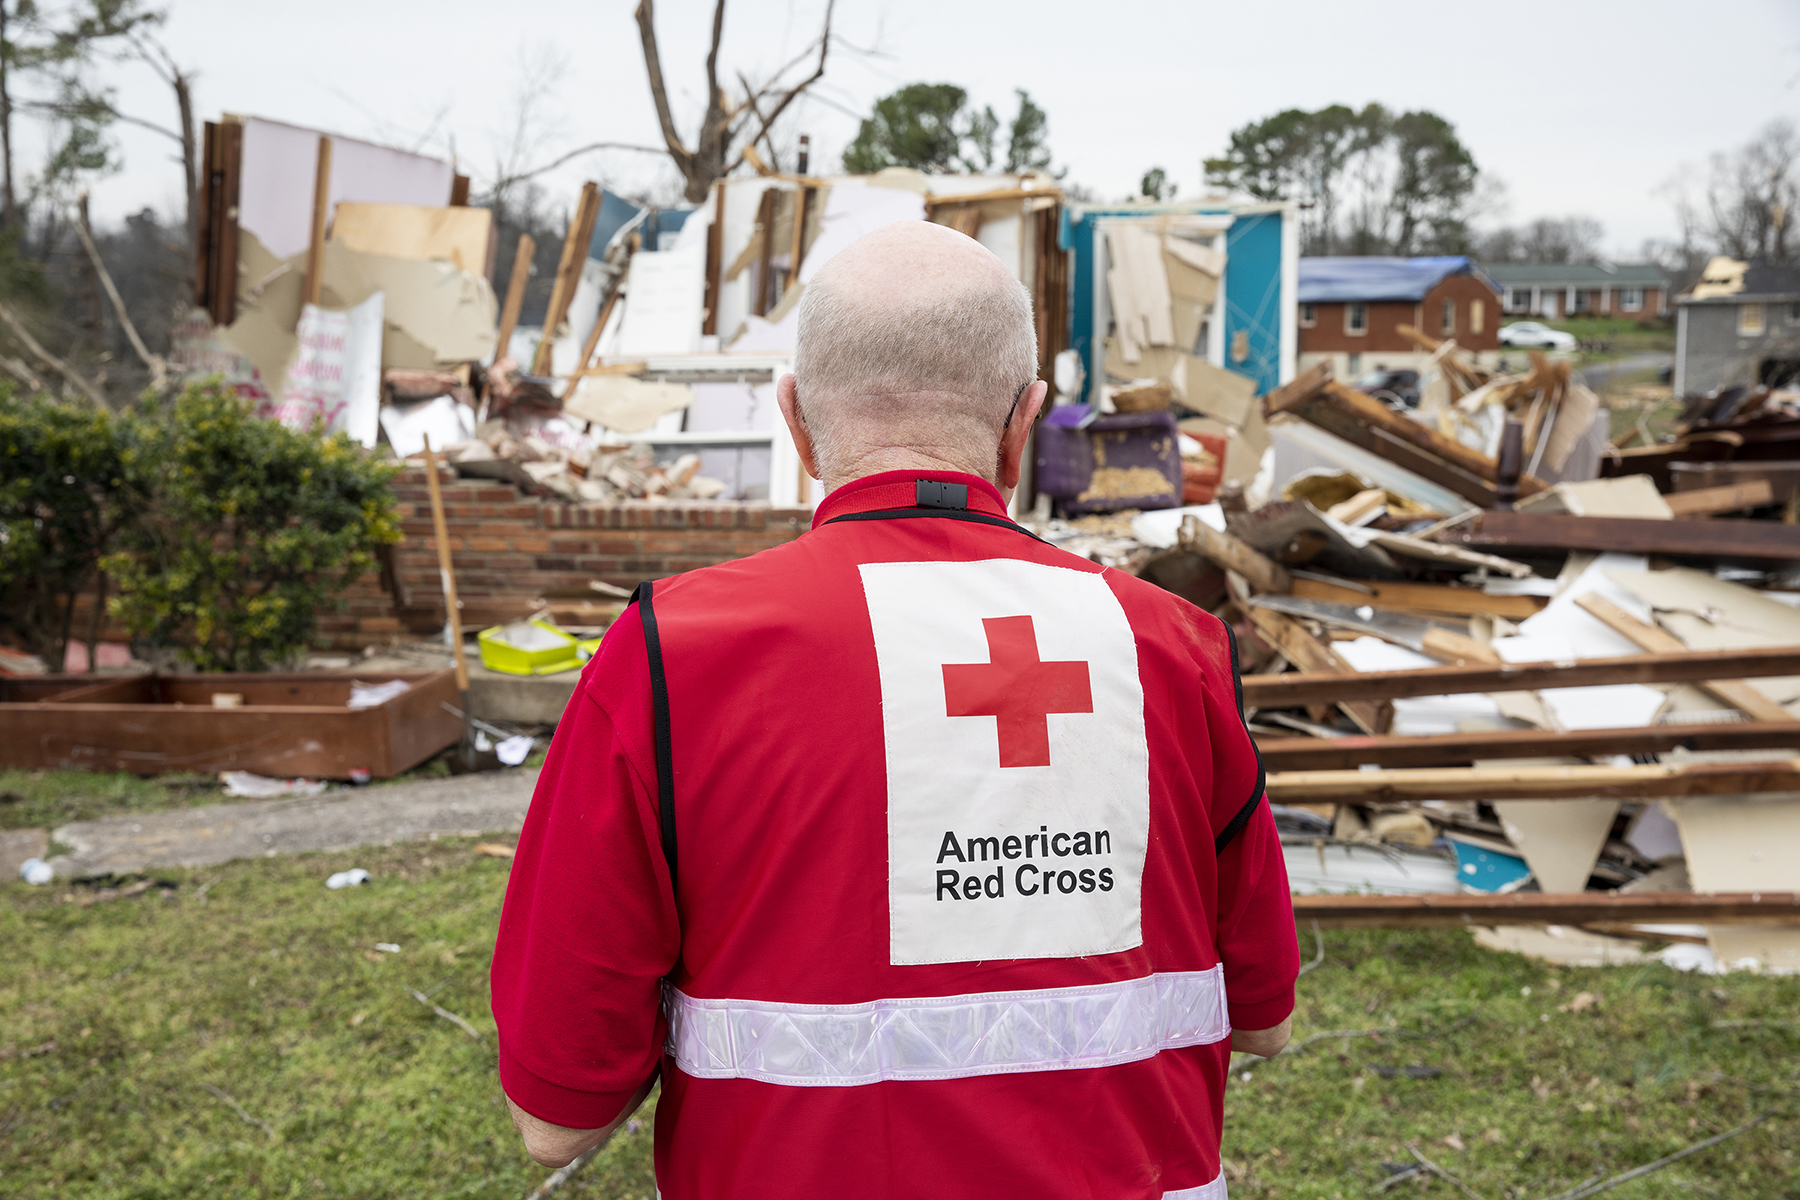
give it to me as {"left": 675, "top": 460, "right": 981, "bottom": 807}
{"left": 319, "top": 468, "right": 809, "bottom": 648}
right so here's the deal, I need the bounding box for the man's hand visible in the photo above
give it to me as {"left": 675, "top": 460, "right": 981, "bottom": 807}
{"left": 507, "top": 1074, "right": 655, "bottom": 1168}
{"left": 1230, "top": 1015, "right": 1292, "bottom": 1058}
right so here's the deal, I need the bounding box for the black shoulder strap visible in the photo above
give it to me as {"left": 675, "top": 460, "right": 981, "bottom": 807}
{"left": 821, "top": 507, "right": 1052, "bottom": 545}
{"left": 1213, "top": 618, "right": 1267, "bottom": 856}
{"left": 631, "top": 581, "right": 678, "bottom": 891}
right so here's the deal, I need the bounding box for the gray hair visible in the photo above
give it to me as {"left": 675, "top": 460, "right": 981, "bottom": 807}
{"left": 792, "top": 240, "right": 1038, "bottom": 481}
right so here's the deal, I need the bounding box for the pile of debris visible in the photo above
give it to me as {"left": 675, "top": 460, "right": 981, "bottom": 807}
{"left": 1109, "top": 362, "right": 1800, "bottom": 971}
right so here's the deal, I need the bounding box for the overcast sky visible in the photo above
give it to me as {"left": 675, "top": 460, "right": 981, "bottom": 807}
{"left": 83, "top": 0, "right": 1800, "bottom": 258}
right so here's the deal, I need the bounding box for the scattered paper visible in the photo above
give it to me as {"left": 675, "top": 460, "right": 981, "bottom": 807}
{"left": 326, "top": 868, "right": 371, "bottom": 889}
{"left": 348, "top": 679, "right": 412, "bottom": 709}
{"left": 495, "top": 735, "right": 534, "bottom": 766}
{"left": 221, "top": 772, "right": 328, "bottom": 798}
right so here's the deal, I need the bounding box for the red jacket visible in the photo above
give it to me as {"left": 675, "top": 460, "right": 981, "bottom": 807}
{"left": 492, "top": 470, "right": 1297, "bottom": 1199}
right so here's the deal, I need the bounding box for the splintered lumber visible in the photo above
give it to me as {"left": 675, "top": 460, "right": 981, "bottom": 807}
{"left": 494, "top": 234, "right": 535, "bottom": 368}
{"left": 1573, "top": 594, "right": 1796, "bottom": 723}
{"left": 1245, "top": 607, "right": 1385, "bottom": 734}
{"left": 1241, "top": 645, "right": 1800, "bottom": 708}
{"left": 1256, "top": 719, "right": 1800, "bottom": 771}
{"left": 1266, "top": 759, "right": 1800, "bottom": 803}
{"left": 303, "top": 135, "right": 332, "bottom": 307}
{"left": 1419, "top": 628, "right": 1499, "bottom": 665}
{"left": 1446, "top": 511, "right": 1800, "bottom": 565}
{"left": 1664, "top": 480, "right": 1775, "bottom": 518}
{"left": 531, "top": 182, "right": 602, "bottom": 374}
{"left": 1266, "top": 369, "right": 1547, "bottom": 503}
{"left": 1290, "top": 577, "right": 1546, "bottom": 620}
{"left": 1181, "top": 517, "right": 1291, "bottom": 594}
{"left": 1293, "top": 891, "right": 1800, "bottom": 930}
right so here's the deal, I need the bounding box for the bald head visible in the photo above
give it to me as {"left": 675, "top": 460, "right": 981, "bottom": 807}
{"left": 787, "top": 220, "right": 1039, "bottom": 489}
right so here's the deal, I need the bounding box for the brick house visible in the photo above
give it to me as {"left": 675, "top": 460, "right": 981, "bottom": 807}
{"left": 1297, "top": 256, "right": 1502, "bottom": 380}
{"left": 1482, "top": 263, "right": 1668, "bottom": 321}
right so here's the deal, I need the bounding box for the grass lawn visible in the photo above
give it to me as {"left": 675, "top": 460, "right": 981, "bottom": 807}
{"left": 4, "top": 842, "right": 1796, "bottom": 1199}
{"left": 1538, "top": 316, "right": 1675, "bottom": 360}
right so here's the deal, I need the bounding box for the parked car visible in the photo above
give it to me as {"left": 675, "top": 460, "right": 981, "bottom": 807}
{"left": 1499, "top": 321, "right": 1576, "bottom": 350}
{"left": 1353, "top": 367, "right": 1420, "bottom": 409}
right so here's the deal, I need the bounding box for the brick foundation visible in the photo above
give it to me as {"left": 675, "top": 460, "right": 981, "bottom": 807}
{"left": 319, "top": 468, "right": 809, "bottom": 649}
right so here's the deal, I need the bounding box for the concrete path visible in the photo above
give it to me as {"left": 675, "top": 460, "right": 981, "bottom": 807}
{"left": 47, "top": 768, "right": 540, "bottom": 878}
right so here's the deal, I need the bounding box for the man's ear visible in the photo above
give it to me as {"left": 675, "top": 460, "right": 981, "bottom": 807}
{"left": 777, "top": 373, "right": 821, "bottom": 480}
{"left": 998, "top": 379, "right": 1048, "bottom": 495}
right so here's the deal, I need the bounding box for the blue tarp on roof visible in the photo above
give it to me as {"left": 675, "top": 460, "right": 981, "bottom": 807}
{"left": 1298, "top": 256, "right": 1471, "bottom": 303}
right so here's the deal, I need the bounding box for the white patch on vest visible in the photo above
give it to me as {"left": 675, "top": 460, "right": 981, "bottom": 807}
{"left": 859, "top": 558, "right": 1149, "bottom": 965}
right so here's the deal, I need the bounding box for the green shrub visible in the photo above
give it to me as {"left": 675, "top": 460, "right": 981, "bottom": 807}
{"left": 0, "top": 388, "right": 147, "bottom": 671}
{"left": 102, "top": 382, "right": 400, "bottom": 672}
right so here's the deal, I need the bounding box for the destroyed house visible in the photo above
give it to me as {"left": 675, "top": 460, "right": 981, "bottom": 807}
{"left": 1296, "top": 256, "right": 1500, "bottom": 381}
{"left": 1674, "top": 257, "right": 1800, "bottom": 396}
{"left": 1483, "top": 262, "right": 1668, "bottom": 321}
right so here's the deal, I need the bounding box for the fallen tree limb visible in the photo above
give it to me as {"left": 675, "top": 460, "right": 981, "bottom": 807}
{"left": 72, "top": 195, "right": 168, "bottom": 390}
{"left": 0, "top": 299, "right": 107, "bottom": 407}
{"left": 1539, "top": 1112, "right": 1775, "bottom": 1200}
{"left": 199, "top": 1083, "right": 274, "bottom": 1137}
{"left": 406, "top": 987, "right": 483, "bottom": 1040}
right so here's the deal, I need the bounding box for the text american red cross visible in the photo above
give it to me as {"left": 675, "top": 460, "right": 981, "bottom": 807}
{"left": 941, "top": 615, "right": 1094, "bottom": 768}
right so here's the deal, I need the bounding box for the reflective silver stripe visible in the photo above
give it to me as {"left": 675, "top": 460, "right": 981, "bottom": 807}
{"left": 1164, "top": 1173, "right": 1228, "bottom": 1199}
{"left": 665, "top": 966, "right": 1229, "bottom": 1087}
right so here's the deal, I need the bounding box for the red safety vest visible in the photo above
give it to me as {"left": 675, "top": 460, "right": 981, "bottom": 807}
{"left": 619, "top": 470, "right": 1293, "bottom": 1199}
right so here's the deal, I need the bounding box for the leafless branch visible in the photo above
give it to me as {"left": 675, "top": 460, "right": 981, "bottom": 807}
{"left": 72, "top": 194, "right": 167, "bottom": 389}
{"left": 1540, "top": 1113, "right": 1776, "bottom": 1200}
{"left": 0, "top": 354, "right": 44, "bottom": 391}
{"left": 199, "top": 1084, "right": 275, "bottom": 1138}
{"left": 523, "top": 1144, "right": 604, "bottom": 1199}
{"left": 0, "top": 300, "right": 107, "bottom": 407}
{"left": 634, "top": 0, "right": 695, "bottom": 171}
{"left": 736, "top": 2, "right": 833, "bottom": 153}
{"left": 407, "top": 986, "right": 483, "bottom": 1040}
{"left": 17, "top": 97, "right": 180, "bottom": 144}
{"left": 489, "top": 141, "right": 667, "bottom": 195}
{"left": 1407, "top": 1145, "right": 1488, "bottom": 1200}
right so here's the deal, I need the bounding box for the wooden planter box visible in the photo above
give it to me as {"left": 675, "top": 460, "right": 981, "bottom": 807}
{"left": 0, "top": 670, "right": 463, "bottom": 778}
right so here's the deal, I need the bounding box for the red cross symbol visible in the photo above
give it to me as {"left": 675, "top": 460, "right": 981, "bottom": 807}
{"left": 942, "top": 615, "right": 1094, "bottom": 768}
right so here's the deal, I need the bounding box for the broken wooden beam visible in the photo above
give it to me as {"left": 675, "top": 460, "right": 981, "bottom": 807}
{"left": 1241, "top": 645, "right": 1800, "bottom": 708}
{"left": 1573, "top": 594, "right": 1796, "bottom": 723}
{"left": 1245, "top": 606, "right": 1386, "bottom": 734}
{"left": 1664, "top": 479, "right": 1775, "bottom": 518}
{"left": 1445, "top": 510, "right": 1800, "bottom": 565}
{"left": 1292, "top": 890, "right": 1800, "bottom": 930}
{"left": 1255, "top": 719, "right": 1800, "bottom": 771}
{"left": 1181, "top": 517, "right": 1291, "bottom": 594}
{"left": 1266, "top": 759, "right": 1800, "bottom": 803}
{"left": 1290, "top": 576, "right": 1547, "bottom": 620}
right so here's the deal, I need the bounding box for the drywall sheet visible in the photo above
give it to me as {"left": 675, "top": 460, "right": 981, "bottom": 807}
{"left": 1498, "top": 553, "right": 1652, "bottom": 661}
{"left": 260, "top": 295, "right": 384, "bottom": 446}
{"left": 238, "top": 117, "right": 453, "bottom": 261}
{"left": 1494, "top": 798, "right": 1621, "bottom": 894}
{"left": 220, "top": 232, "right": 495, "bottom": 402}
{"left": 616, "top": 242, "right": 707, "bottom": 357}
{"left": 1106, "top": 224, "right": 1174, "bottom": 363}
{"left": 320, "top": 241, "right": 497, "bottom": 366}
{"left": 330, "top": 204, "right": 494, "bottom": 275}
{"left": 1335, "top": 636, "right": 1500, "bottom": 736}
{"left": 564, "top": 375, "right": 696, "bottom": 433}
{"left": 1608, "top": 567, "right": 1800, "bottom": 708}
{"left": 1670, "top": 795, "right": 1800, "bottom": 974}
{"left": 380, "top": 395, "right": 474, "bottom": 458}
{"left": 1519, "top": 474, "right": 1673, "bottom": 519}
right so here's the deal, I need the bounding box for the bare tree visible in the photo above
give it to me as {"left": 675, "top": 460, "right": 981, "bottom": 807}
{"left": 1704, "top": 119, "right": 1798, "bottom": 264}
{"left": 634, "top": 0, "right": 836, "bottom": 202}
